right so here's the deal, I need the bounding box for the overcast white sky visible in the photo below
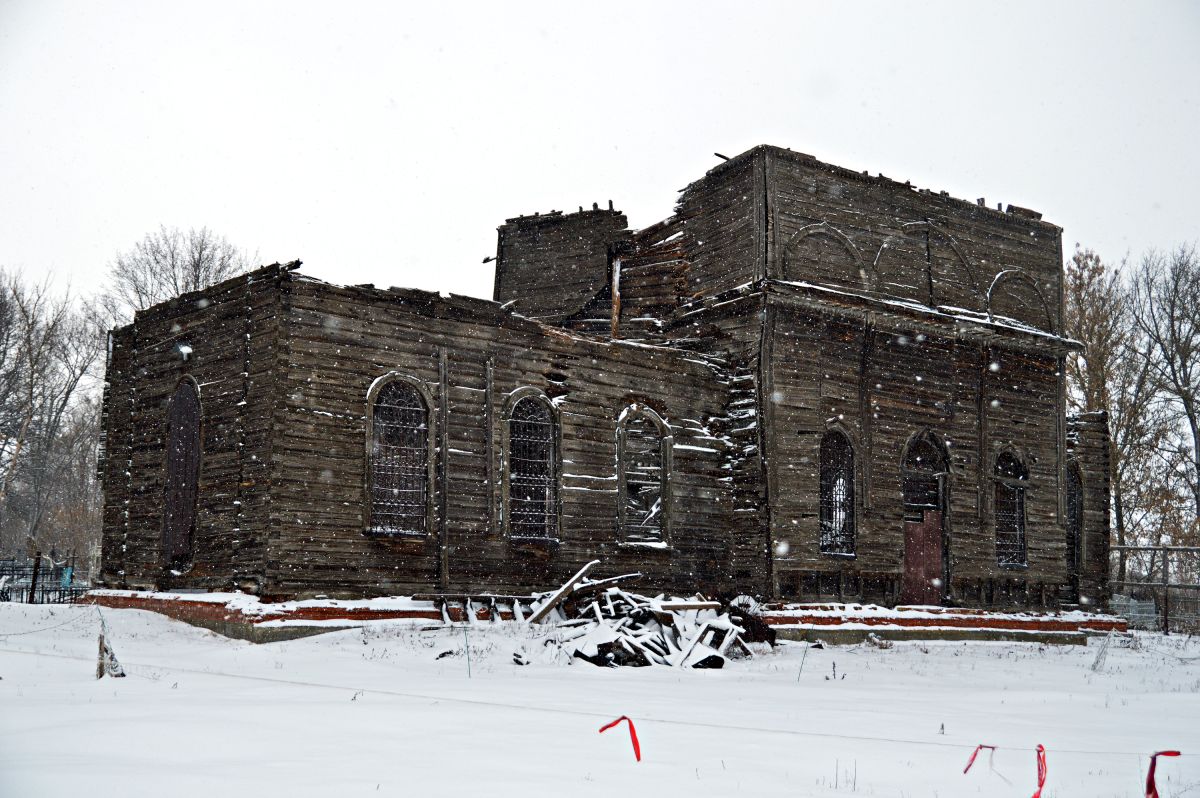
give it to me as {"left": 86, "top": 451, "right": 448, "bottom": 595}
{"left": 1, "top": 0, "right": 1197, "bottom": 302}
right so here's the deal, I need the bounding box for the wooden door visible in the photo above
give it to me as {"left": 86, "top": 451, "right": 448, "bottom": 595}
{"left": 901, "top": 509, "right": 943, "bottom": 605}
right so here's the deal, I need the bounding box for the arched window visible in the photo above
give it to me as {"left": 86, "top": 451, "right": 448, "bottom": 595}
{"left": 619, "top": 406, "right": 670, "bottom": 545}
{"left": 1065, "top": 460, "right": 1083, "bottom": 587}
{"left": 819, "top": 430, "right": 855, "bottom": 555}
{"left": 994, "top": 451, "right": 1028, "bottom": 566}
{"left": 902, "top": 434, "right": 946, "bottom": 520}
{"left": 507, "top": 394, "right": 558, "bottom": 539}
{"left": 162, "top": 378, "right": 202, "bottom": 568}
{"left": 367, "top": 379, "right": 430, "bottom": 535}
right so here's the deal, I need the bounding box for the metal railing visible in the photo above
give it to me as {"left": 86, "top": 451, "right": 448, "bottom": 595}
{"left": 0, "top": 553, "right": 84, "bottom": 604}
{"left": 1110, "top": 545, "right": 1200, "bottom": 634}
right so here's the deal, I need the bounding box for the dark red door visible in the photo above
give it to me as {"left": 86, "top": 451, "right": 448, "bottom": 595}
{"left": 901, "top": 510, "right": 943, "bottom": 605}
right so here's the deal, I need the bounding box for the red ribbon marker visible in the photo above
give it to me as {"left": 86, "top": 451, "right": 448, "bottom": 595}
{"left": 1146, "top": 750, "right": 1181, "bottom": 798}
{"left": 1031, "top": 744, "right": 1047, "bottom": 798}
{"left": 598, "top": 715, "right": 641, "bottom": 762}
{"left": 964, "top": 744, "right": 998, "bottom": 774}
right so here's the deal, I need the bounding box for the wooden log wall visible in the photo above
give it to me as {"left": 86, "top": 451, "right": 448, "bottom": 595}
{"left": 672, "top": 151, "right": 765, "bottom": 298}
{"left": 493, "top": 208, "right": 629, "bottom": 323}
{"left": 762, "top": 145, "right": 1064, "bottom": 334}
{"left": 96, "top": 143, "right": 1111, "bottom": 611}
{"left": 97, "top": 266, "right": 289, "bottom": 593}
{"left": 764, "top": 292, "right": 1075, "bottom": 608}
{"left": 262, "top": 275, "right": 738, "bottom": 600}
{"left": 1067, "top": 412, "right": 1112, "bottom": 608}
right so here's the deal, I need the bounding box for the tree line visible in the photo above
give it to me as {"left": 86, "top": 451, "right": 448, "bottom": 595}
{"left": 0, "top": 226, "right": 253, "bottom": 576}
{"left": 1064, "top": 243, "right": 1200, "bottom": 585}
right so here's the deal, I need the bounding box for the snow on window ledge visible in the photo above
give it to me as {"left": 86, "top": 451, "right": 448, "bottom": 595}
{"left": 619, "top": 540, "right": 670, "bottom": 550}
{"left": 363, "top": 528, "right": 427, "bottom": 540}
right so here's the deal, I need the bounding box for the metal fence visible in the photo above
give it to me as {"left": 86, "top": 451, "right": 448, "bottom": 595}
{"left": 0, "top": 554, "right": 85, "bottom": 604}
{"left": 1110, "top": 545, "right": 1200, "bottom": 634}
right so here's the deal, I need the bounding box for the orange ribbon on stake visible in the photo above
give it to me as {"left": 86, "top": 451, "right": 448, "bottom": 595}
{"left": 1030, "top": 744, "right": 1047, "bottom": 798}
{"left": 598, "top": 715, "right": 641, "bottom": 762}
{"left": 1146, "top": 750, "right": 1181, "bottom": 798}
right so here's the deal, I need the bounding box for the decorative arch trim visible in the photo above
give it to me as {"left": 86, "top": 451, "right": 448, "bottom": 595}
{"left": 782, "top": 222, "right": 875, "bottom": 291}
{"left": 900, "top": 428, "right": 950, "bottom": 474}
{"left": 874, "top": 222, "right": 980, "bottom": 308}
{"left": 986, "top": 268, "right": 1057, "bottom": 333}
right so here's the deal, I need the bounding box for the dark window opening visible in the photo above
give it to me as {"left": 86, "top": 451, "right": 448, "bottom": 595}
{"left": 620, "top": 411, "right": 666, "bottom": 544}
{"left": 1065, "top": 461, "right": 1083, "bottom": 585}
{"left": 819, "top": 430, "right": 855, "bottom": 555}
{"left": 902, "top": 435, "right": 944, "bottom": 522}
{"left": 368, "top": 380, "right": 429, "bottom": 535}
{"left": 994, "top": 451, "right": 1028, "bottom": 566}
{"left": 508, "top": 396, "right": 557, "bottom": 539}
{"left": 162, "top": 379, "right": 201, "bottom": 568}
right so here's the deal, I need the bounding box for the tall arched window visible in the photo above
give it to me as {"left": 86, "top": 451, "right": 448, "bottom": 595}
{"left": 367, "top": 378, "right": 430, "bottom": 535}
{"left": 994, "top": 451, "right": 1028, "bottom": 566}
{"left": 507, "top": 394, "right": 558, "bottom": 539}
{"left": 819, "top": 430, "right": 855, "bottom": 555}
{"left": 162, "top": 378, "right": 202, "bottom": 568}
{"left": 1065, "top": 460, "right": 1083, "bottom": 590}
{"left": 619, "top": 406, "right": 670, "bottom": 545}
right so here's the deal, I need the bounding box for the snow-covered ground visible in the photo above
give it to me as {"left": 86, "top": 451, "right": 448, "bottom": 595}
{"left": 1, "top": 603, "right": 1196, "bottom": 797}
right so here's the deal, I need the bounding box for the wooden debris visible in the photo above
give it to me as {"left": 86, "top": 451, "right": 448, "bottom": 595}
{"left": 527, "top": 560, "right": 600, "bottom": 624}
{"left": 530, "top": 568, "right": 752, "bottom": 669}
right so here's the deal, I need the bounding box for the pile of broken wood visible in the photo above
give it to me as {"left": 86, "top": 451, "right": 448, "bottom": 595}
{"left": 524, "top": 560, "right": 757, "bottom": 669}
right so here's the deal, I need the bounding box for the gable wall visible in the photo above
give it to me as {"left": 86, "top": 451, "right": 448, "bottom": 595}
{"left": 766, "top": 297, "right": 1073, "bottom": 607}
{"left": 97, "top": 267, "right": 287, "bottom": 592}
{"left": 765, "top": 148, "right": 1064, "bottom": 333}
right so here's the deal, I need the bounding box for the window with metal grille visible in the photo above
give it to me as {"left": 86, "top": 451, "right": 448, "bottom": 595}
{"left": 508, "top": 395, "right": 557, "bottom": 539}
{"left": 162, "top": 378, "right": 201, "bottom": 568}
{"left": 1065, "top": 460, "right": 1083, "bottom": 579}
{"left": 994, "top": 451, "right": 1028, "bottom": 566}
{"left": 368, "top": 380, "right": 429, "bottom": 535}
{"left": 620, "top": 410, "right": 667, "bottom": 544}
{"left": 819, "top": 430, "right": 855, "bottom": 555}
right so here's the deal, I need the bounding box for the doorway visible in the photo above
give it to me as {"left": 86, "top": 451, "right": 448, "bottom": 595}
{"left": 901, "top": 433, "right": 947, "bottom": 605}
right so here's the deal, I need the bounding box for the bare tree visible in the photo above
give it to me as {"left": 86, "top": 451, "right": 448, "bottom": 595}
{"left": 1131, "top": 244, "right": 1200, "bottom": 518}
{"left": 0, "top": 272, "right": 100, "bottom": 560}
{"left": 1064, "top": 247, "right": 1127, "bottom": 414}
{"left": 0, "top": 275, "right": 75, "bottom": 508}
{"left": 1063, "top": 246, "right": 1185, "bottom": 581}
{"left": 99, "top": 225, "right": 255, "bottom": 325}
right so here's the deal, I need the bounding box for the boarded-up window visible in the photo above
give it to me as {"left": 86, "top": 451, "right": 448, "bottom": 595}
{"left": 508, "top": 396, "right": 557, "bottom": 539}
{"left": 995, "top": 452, "right": 1028, "bottom": 566}
{"left": 620, "top": 410, "right": 667, "bottom": 544}
{"left": 162, "top": 379, "right": 201, "bottom": 567}
{"left": 1065, "top": 460, "right": 1083, "bottom": 581}
{"left": 368, "top": 380, "right": 429, "bottom": 535}
{"left": 819, "top": 430, "right": 855, "bottom": 555}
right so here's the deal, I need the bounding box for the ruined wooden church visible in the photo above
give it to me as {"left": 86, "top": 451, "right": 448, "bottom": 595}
{"left": 98, "top": 145, "right": 1111, "bottom": 609}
